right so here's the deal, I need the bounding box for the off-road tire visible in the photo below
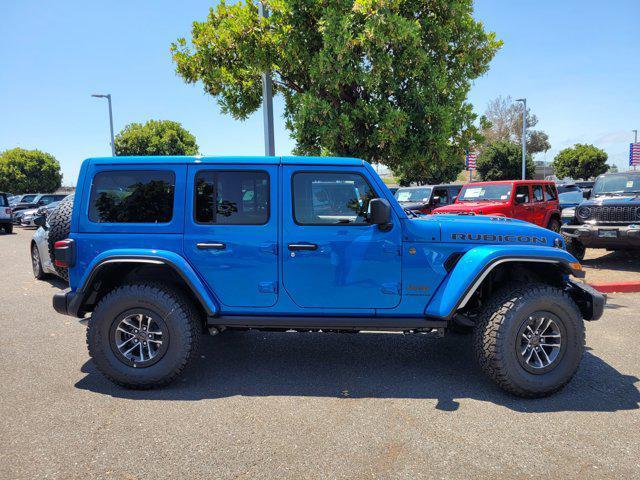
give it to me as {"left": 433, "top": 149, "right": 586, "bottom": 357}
{"left": 46, "top": 195, "right": 74, "bottom": 281}
{"left": 547, "top": 218, "right": 561, "bottom": 233}
{"left": 4, "top": 224, "right": 13, "bottom": 234}
{"left": 564, "top": 235, "right": 586, "bottom": 261}
{"left": 87, "top": 283, "right": 202, "bottom": 389}
{"left": 473, "top": 283, "right": 585, "bottom": 398}
{"left": 31, "top": 243, "right": 46, "bottom": 280}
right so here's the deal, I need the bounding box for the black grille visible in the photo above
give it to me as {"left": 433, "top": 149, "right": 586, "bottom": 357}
{"left": 586, "top": 205, "right": 638, "bottom": 224}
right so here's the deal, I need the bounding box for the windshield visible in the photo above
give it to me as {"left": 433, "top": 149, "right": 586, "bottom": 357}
{"left": 558, "top": 191, "right": 583, "bottom": 204}
{"left": 458, "top": 184, "right": 512, "bottom": 202}
{"left": 395, "top": 188, "right": 432, "bottom": 202}
{"left": 593, "top": 174, "right": 640, "bottom": 196}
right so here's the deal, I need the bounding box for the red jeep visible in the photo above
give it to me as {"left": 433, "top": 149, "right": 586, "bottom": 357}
{"left": 432, "top": 180, "right": 562, "bottom": 231}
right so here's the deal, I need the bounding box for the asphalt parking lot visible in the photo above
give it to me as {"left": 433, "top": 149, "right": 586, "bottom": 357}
{"left": 1, "top": 228, "right": 639, "bottom": 479}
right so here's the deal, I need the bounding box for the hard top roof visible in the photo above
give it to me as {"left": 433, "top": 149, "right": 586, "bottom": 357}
{"left": 396, "top": 184, "right": 462, "bottom": 189}
{"left": 462, "top": 179, "right": 555, "bottom": 186}
{"left": 87, "top": 156, "right": 365, "bottom": 167}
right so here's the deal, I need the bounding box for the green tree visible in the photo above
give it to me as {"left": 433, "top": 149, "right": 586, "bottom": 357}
{"left": 552, "top": 144, "right": 608, "bottom": 180}
{"left": 171, "top": 0, "right": 501, "bottom": 179}
{"left": 114, "top": 120, "right": 199, "bottom": 156}
{"left": 476, "top": 140, "right": 534, "bottom": 181}
{"left": 0, "top": 148, "right": 62, "bottom": 193}
{"left": 481, "top": 95, "right": 551, "bottom": 154}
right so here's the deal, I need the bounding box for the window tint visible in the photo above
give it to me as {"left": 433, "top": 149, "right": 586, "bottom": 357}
{"left": 433, "top": 188, "right": 449, "bottom": 205}
{"left": 532, "top": 185, "right": 544, "bottom": 202}
{"left": 39, "top": 196, "right": 57, "bottom": 205}
{"left": 195, "top": 171, "right": 269, "bottom": 225}
{"left": 21, "top": 195, "right": 37, "bottom": 203}
{"left": 89, "top": 170, "right": 175, "bottom": 223}
{"left": 0, "top": 195, "right": 7, "bottom": 207}
{"left": 544, "top": 184, "right": 557, "bottom": 201}
{"left": 515, "top": 185, "right": 530, "bottom": 203}
{"left": 293, "top": 172, "right": 377, "bottom": 225}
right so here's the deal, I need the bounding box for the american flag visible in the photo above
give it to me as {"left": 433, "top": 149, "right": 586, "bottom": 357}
{"left": 631, "top": 143, "right": 640, "bottom": 167}
{"left": 466, "top": 150, "right": 478, "bottom": 170}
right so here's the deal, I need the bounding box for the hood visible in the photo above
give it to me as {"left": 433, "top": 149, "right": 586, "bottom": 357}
{"left": 582, "top": 194, "right": 640, "bottom": 206}
{"left": 404, "top": 214, "right": 562, "bottom": 247}
{"left": 434, "top": 201, "right": 507, "bottom": 212}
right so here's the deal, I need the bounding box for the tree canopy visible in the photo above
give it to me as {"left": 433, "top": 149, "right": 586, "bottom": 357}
{"left": 114, "top": 120, "right": 199, "bottom": 156}
{"left": 481, "top": 95, "right": 551, "bottom": 155}
{"left": 476, "top": 140, "right": 534, "bottom": 181}
{"left": 171, "top": 0, "right": 501, "bottom": 184}
{"left": 552, "top": 144, "right": 608, "bottom": 180}
{"left": 0, "top": 148, "right": 62, "bottom": 194}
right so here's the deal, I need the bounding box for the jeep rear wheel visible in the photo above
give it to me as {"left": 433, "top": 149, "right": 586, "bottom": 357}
{"left": 547, "top": 218, "right": 561, "bottom": 233}
{"left": 87, "top": 283, "right": 201, "bottom": 389}
{"left": 473, "top": 283, "right": 585, "bottom": 398}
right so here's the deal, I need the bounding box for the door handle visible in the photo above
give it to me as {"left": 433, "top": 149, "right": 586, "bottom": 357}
{"left": 197, "top": 242, "right": 226, "bottom": 250}
{"left": 288, "top": 243, "right": 318, "bottom": 251}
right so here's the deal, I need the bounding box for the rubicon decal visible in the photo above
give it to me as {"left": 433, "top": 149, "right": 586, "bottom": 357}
{"left": 451, "top": 233, "right": 548, "bottom": 244}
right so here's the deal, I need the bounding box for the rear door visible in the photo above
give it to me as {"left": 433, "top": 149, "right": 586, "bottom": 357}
{"left": 531, "top": 184, "right": 546, "bottom": 226}
{"left": 281, "top": 167, "right": 402, "bottom": 309}
{"left": 183, "top": 165, "right": 278, "bottom": 308}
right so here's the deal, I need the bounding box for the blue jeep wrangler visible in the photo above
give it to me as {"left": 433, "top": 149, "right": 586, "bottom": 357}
{"left": 53, "top": 156, "right": 604, "bottom": 397}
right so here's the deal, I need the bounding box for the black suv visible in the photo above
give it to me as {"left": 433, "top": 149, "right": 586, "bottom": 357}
{"left": 561, "top": 171, "right": 640, "bottom": 259}
{"left": 393, "top": 184, "right": 462, "bottom": 215}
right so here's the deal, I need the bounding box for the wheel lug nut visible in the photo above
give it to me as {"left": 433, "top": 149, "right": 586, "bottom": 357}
{"left": 143, "top": 341, "right": 147, "bottom": 345}
{"left": 148, "top": 334, "right": 152, "bottom": 338}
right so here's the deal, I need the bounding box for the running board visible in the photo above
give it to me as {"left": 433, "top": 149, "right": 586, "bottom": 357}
{"left": 207, "top": 315, "right": 447, "bottom": 331}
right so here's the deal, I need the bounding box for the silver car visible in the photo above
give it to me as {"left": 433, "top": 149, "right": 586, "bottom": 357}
{"left": 30, "top": 217, "right": 59, "bottom": 279}
{"left": 20, "top": 200, "right": 62, "bottom": 227}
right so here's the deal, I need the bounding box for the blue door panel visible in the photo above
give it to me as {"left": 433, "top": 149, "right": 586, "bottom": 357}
{"left": 281, "top": 165, "right": 402, "bottom": 309}
{"left": 183, "top": 164, "right": 279, "bottom": 308}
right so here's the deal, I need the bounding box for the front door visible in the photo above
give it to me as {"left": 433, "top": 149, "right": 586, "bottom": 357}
{"left": 513, "top": 185, "right": 534, "bottom": 223}
{"left": 184, "top": 165, "right": 278, "bottom": 308}
{"left": 281, "top": 167, "right": 402, "bottom": 309}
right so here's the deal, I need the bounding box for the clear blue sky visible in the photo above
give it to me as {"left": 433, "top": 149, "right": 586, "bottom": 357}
{"left": 1, "top": 0, "right": 638, "bottom": 186}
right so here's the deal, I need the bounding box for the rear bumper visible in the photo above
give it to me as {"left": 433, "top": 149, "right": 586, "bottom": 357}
{"left": 53, "top": 288, "right": 81, "bottom": 317}
{"left": 561, "top": 224, "right": 640, "bottom": 248}
{"left": 568, "top": 281, "right": 605, "bottom": 321}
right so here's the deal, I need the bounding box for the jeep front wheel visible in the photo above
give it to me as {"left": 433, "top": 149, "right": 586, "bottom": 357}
{"left": 473, "top": 283, "right": 585, "bottom": 397}
{"left": 87, "top": 283, "right": 201, "bottom": 389}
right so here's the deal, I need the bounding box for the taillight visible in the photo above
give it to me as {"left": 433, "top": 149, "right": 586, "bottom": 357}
{"left": 54, "top": 239, "right": 75, "bottom": 268}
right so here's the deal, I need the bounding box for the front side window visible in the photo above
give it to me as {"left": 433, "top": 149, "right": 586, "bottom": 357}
{"left": 515, "top": 185, "right": 530, "bottom": 203}
{"left": 89, "top": 170, "right": 175, "bottom": 223}
{"left": 532, "top": 185, "right": 544, "bottom": 202}
{"left": 293, "top": 172, "right": 377, "bottom": 225}
{"left": 0, "top": 195, "right": 7, "bottom": 207}
{"left": 195, "top": 171, "right": 269, "bottom": 225}
{"left": 433, "top": 188, "right": 449, "bottom": 205}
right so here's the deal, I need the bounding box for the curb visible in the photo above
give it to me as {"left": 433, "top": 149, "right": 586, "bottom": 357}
{"left": 588, "top": 282, "right": 640, "bottom": 294}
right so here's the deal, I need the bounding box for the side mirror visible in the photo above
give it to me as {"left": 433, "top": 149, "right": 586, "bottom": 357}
{"left": 515, "top": 193, "right": 527, "bottom": 204}
{"left": 369, "top": 198, "right": 391, "bottom": 227}
{"left": 582, "top": 189, "right": 591, "bottom": 199}
{"left": 34, "top": 215, "right": 47, "bottom": 228}
{"left": 432, "top": 196, "right": 441, "bottom": 205}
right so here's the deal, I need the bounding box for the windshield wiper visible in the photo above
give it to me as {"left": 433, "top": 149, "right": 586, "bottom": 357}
{"left": 404, "top": 208, "right": 419, "bottom": 218}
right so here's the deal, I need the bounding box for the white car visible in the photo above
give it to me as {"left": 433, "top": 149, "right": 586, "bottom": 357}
{"left": 0, "top": 193, "right": 12, "bottom": 233}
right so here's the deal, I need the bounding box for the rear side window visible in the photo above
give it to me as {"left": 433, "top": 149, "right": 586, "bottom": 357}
{"left": 545, "top": 184, "right": 558, "bottom": 201}
{"left": 194, "top": 171, "right": 269, "bottom": 225}
{"left": 0, "top": 195, "right": 7, "bottom": 207}
{"left": 532, "top": 185, "right": 544, "bottom": 202}
{"left": 292, "top": 172, "right": 377, "bottom": 225}
{"left": 89, "top": 170, "right": 175, "bottom": 223}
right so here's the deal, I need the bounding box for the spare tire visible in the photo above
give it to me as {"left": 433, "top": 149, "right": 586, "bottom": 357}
{"left": 47, "top": 195, "right": 74, "bottom": 281}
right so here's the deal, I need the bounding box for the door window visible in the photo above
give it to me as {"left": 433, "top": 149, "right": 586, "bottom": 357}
{"left": 544, "top": 184, "right": 558, "bottom": 201}
{"left": 292, "top": 172, "right": 377, "bottom": 225}
{"left": 515, "top": 185, "right": 530, "bottom": 204}
{"left": 195, "top": 171, "right": 269, "bottom": 225}
{"left": 433, "top": 188, "right": 449, "bottom": 205}
{"left": 532, "top": 185, "right": 544, "bottom": 202}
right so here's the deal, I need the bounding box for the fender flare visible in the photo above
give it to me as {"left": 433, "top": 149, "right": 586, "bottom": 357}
{"left": 69, "top": 250, "right": 219, "bottom": 317}
{"left": 424, "top": 246, "right": 583, "bottom": 320}
{"left": 543, "top": 209, "right": 561, "bottom": 227}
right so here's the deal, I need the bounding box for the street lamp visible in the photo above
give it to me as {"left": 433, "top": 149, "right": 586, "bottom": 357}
{"left": 515, "top": 98, "right": 527, "bottom": 180}
{"left": 91, "top": 94, "right": 115, "bottom": 156}
{"left": 258, "top": 2, "right": 275, "bottom": 156}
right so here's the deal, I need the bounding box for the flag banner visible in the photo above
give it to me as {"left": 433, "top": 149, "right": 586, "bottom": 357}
{"left": 466, "top": 150, "right": 478, "bottom": 170}
{"left": 630, "top": 143, "right": 640, "bottom": 167}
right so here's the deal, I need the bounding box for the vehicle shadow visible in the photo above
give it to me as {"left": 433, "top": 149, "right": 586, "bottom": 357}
{"left": 41, "top": 276, "right": 68, "bottom": 290}
{"left": 75, "top": 331, "right": 640, "bottom": 413}
{"left": 583, "top": 250, "right": 640, "bottom": 274}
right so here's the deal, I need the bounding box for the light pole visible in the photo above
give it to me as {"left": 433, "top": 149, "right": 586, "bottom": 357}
{"left": 91, "top": 94, "right": 115, "bottom": 156}
{"left": 258, "top": 2, "right": 275, "bottom": 156}
{"left": 515, "top": 98, "right": 527, "bottom": 180}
